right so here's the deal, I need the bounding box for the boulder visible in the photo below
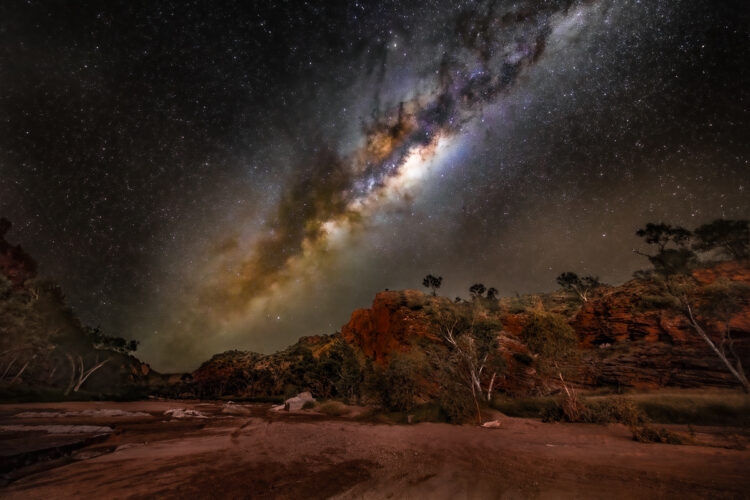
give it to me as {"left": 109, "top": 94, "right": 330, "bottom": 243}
{"left": 284, "top": 391, "right": 315, "bottom": 411}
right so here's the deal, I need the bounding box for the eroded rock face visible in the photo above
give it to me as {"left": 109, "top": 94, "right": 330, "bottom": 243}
{"left": 341, "top": 290, "right": 441, "bottom": 361}
{"left": 572, "top": 261, "right": 750, "bottom": 389}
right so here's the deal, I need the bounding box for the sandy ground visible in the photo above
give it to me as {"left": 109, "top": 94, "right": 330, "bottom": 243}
{"left": 0, "top": 400, "right": 748, "bottom": 499}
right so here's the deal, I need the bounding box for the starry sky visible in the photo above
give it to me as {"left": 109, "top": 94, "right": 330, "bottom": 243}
{"left": 1, "top": 0, "right": 748, "bottom": 372}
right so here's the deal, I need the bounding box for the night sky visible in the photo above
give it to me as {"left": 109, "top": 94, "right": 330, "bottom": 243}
{"left": 1, "top": 0, "right": 748, "bottom": 371}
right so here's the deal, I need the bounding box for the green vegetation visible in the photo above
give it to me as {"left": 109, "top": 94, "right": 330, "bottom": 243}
{"left": 432, "top": 307, "right": 506, "bottom": 423}
{"left": 316, "top": 401, "right": 349, "bottom": 416}
{"left": 363, "top": 353, "right": 422, "bottom": 412}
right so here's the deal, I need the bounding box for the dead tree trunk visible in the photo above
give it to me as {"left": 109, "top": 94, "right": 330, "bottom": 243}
{"left": 1, "top": 356, "right": 18, "bottom": 380}
{"left": 486, "top": 372, "right": 496, "bottom": 402}
{"left": 73, "top": 356, "right": 110, "bottom": 393}
{"left": 64, "top": 353, "right": 77, "bottom": 395}
{"left": 9, "top": 356, "right": 34, "bottom": 385}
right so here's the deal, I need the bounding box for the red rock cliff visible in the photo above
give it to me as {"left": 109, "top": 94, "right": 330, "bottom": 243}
{"left": 572, "top": 261, "right": 750, "bottom": 389}
{"left": 341, "top": 290, "right": 441, "bottom": 361}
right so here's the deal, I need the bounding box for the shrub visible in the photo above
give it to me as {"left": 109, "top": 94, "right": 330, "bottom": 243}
{"left": 587, "top": 397, "right": 647, "bottom": 426}
{"left": 302, "top": 400, "right": 316, "bottom": 410}
{"left": 636, "top": 294, "right": 680, "bottom": 311}
{"left": 317, "top": 401, "right": 349, "bottom": 416}
{"left": 363, "top": 354, "right": 421, "bottom": 412}
{"left": 438, "top": 377, "right": 476, "bottom": 424}
{"left": 542, "top": 396, "right": 648, "bottom": 427}
{"left": 631, "top": 425, "right": 692, "bottom": 445}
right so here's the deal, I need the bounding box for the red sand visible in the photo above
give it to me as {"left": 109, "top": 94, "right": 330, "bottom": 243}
{"left": 1, "top": 401, "right": 748, "bottom": 499}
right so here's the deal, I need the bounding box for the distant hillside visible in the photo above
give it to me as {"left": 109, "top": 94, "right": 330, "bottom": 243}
{"left": 0, "top": 219, "right": 162, "bottom": 401}
{"left": 188, "top": 261, "right": 750, "bottom": 401}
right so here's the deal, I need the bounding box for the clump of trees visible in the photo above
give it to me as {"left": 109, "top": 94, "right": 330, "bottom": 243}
{"left": 0, "top": 276, "right": 141, "bottom": 396}
{"left": 431, "top": 306, "right": 506, "bottom": 423}
{"left": 521, "top": 312, "right": 582, "bottom": 418}
{"left": 363, "top": 353, "right": 422, "bottom": 412}
{"left": 633, "top": 218, "right": 750, "bottom": 392}
{"left": 692, "top": 219, "right": 749, "bottom": 261}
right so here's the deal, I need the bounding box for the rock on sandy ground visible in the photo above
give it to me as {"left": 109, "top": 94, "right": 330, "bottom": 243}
{"left": 0, "top": 400, "right": 748, "bottom": 499}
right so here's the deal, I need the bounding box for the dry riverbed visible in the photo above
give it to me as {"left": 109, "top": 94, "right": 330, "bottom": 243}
{"left": 0, "top": 400, "right": 748, "bottom": 499}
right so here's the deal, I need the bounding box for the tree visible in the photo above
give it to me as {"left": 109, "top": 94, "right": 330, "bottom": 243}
{"left": 468, "top": 283, "right": 486, "bottom": 299}
{"left": 326, "top": 338, "right": 362, "bottom": 403}
{"left": 364, "top": 353, "right": 421, "bottom": 411}
{"left": 635, "top": 223, "right": 696, "bottom": 278}
{"left": 86, "top": 327, "right": 139, "bottom": 354}
{"left": 486, "top": 287, "right": 498, "bottom": 300}
{"left": 433, "top": 307, "right": 505, "bottom": 424}
{"left": 635, "top": 223, "right": 691, "bottom": 253}
{"left": 556, "top": 272, "right": 600, "bottom": 302}
{"left": 521, "top": 313, "right": 582, "bottom": 418}
{"left": 422, "top": 274, "right": 443, "bottom": 296}
{"left": 693, "top": 219, "right": 749, "bottom": 261}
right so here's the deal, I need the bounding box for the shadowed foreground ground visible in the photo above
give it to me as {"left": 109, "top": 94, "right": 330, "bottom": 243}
{"left": 1, "top": 401, "right": 748, "bottom": 499}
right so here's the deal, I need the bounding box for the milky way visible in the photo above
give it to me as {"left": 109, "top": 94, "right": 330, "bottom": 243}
{"left": 1, "top": 0, "right": 748, "bottom": 371}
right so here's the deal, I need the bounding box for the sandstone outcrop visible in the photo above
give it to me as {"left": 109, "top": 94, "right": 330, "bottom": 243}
{"left": 341, "top": 290, "right": 441, "bottom": 361}
{"left": 572, "top": 261, "right": 750, "bottom": 389}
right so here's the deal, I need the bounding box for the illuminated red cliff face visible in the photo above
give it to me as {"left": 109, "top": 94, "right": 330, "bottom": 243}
{"left": 341, "top": 290, "right": 440, "bottom": 362}
{"left": 339, "top": 262, "right": 750, "bottom": 390}
{"left": 572, "top": 260, "right": 750, "bottom": 349}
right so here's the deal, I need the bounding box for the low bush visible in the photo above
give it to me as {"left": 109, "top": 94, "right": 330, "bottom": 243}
{"left": 302, "top": 400, "right": 316, "bottom": 410}
{"left": 542, "top": 396, "right": 648, "bottom": 427}
{"left": 637, "top": 397, "right": 750, "bottom": 426}
{"left": 631, "top": 425, "right": 694, "bottom": 445}
{"left": 317, "top": 401, "right": 348, "bottom": 416}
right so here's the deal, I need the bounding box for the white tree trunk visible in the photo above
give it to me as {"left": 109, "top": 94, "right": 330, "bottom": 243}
{"left": 73, "top": 357, "right": 110, "bottom": 393}
{"left": 685, "top": 303, "right": 750, "bottom": 392}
